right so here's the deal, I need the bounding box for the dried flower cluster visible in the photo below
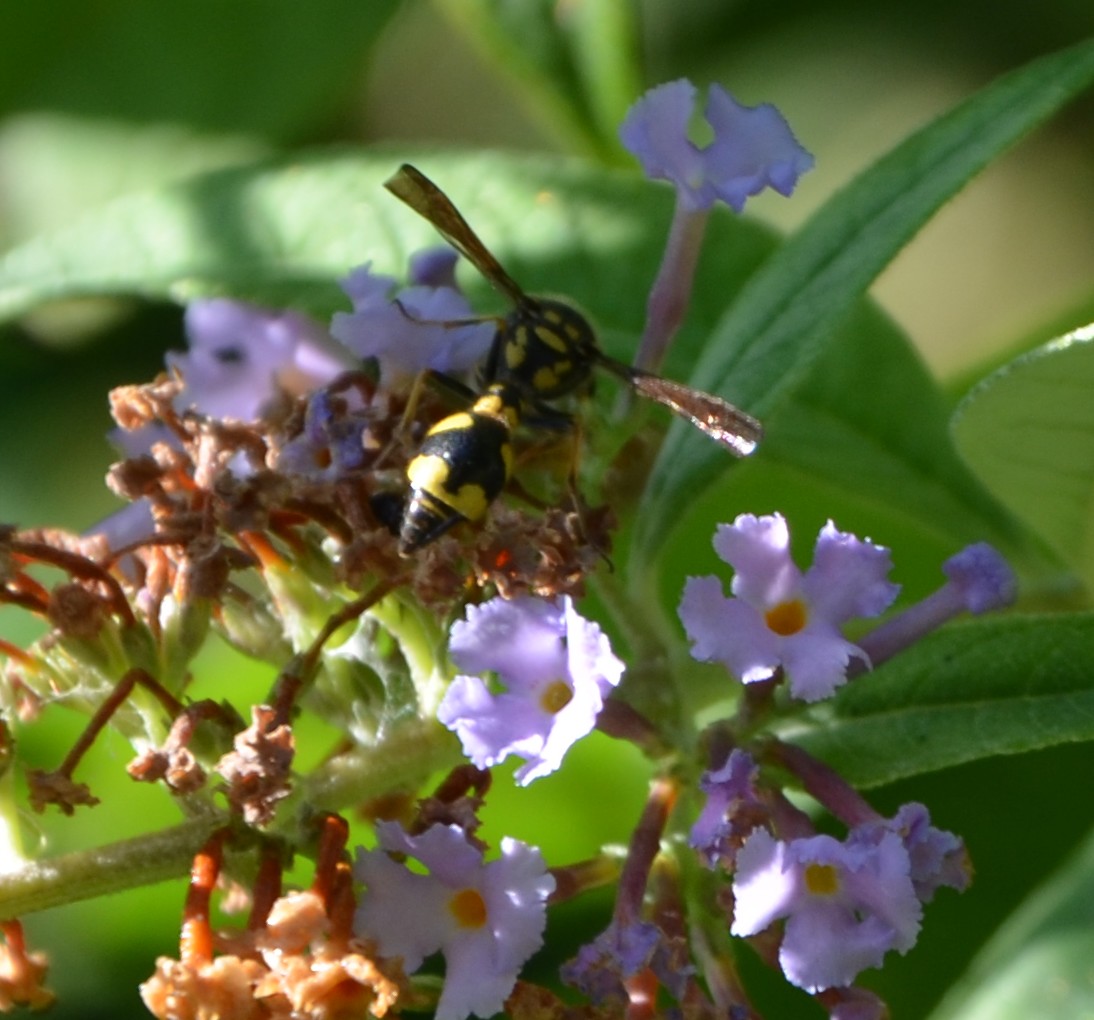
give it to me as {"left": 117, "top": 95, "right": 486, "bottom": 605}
{"left": 0, "top": 78, "right": 1018, "bottom": 1020}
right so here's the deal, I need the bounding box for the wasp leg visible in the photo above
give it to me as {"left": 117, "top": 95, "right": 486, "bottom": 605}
{"left": 521, "top": 400, "right": 574, "bottom": 434}
{"left": 373, "top": 368, "right": 482, "bottom": 472}
{"left": 369, "top": 368, "right": 433, "bottom": 471}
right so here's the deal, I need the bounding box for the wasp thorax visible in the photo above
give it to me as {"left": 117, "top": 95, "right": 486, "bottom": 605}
{"left": 493, "top": 297, "right": 598, "bottom": 401}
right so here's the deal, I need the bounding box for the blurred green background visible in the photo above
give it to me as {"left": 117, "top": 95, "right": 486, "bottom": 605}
{"left": 1, "top": 2, "right": 1092, "bottom": 1017}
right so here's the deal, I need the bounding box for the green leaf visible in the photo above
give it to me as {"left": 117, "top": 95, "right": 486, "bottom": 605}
{"left": 0, "top": 149, "right": 775, "bottom": 347}
{"left": 793, "top": 612, "right": 1094, "bottom": 788}
{"left": 0, "top": 2, "right": 399, "bottom": 141}
{"left": 633, "top": 37, "right": 1094, "bottom": 564}
{"left": 0, "top": 117, "right": 268, "bottom": 251}
{"left": 753, "top": 304, "right": 1035, "bottom": 563}
{"left": 432, "top": 0, "right": 641, "bottom": 161}
{"left": 952, "top": 323, "right": 1094, "bottom": 592}
{"left": 0, "top": 2, "right": 400, "bottom": 250}
{"left": 927, "top": 825, "right": 1094, "bottom": 1020}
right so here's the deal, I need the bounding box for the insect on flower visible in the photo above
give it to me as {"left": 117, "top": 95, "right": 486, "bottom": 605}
{"left": 385, "top": 164, "right": 763, "bottom": 555}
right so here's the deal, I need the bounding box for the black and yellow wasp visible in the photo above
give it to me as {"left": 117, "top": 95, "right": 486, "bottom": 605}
{"left": 384, "top": 164, "right": 762, "bottom": 556}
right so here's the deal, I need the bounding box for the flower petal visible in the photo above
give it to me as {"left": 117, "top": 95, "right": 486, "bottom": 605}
{"left": 714, "top": 513, "right": 802, "bottom": 607}
{"left": 803, "top": 521, "right": 899, "bottom": 622}
{"left": 703, "top": 85, "right": 815, "bottom": 210}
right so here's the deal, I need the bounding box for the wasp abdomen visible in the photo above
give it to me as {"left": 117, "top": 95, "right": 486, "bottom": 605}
{"left": 398, "top": 384, "right": 522, "bottom": 555}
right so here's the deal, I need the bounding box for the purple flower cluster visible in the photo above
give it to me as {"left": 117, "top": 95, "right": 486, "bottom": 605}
{"left": 730, "top": 798, "right": 969, "bottom": 992}
{"left": 168, "top": 298, "right": 349, "bottom": 422}
{"left": 165, "top": 245, "right": 493, "bottom": 436}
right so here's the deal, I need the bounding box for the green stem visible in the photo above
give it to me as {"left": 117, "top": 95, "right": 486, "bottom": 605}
{"left": 0, "top": 816, "right": 222, "bottom": 920}
{"left": 297, "top": 717, "right": 461, "bottom": 814}
{"left": 593, "top": 560, "right": 697, "bottom": 754}
{"left": 366, "top": 590, "right": 450, "bottom": 714}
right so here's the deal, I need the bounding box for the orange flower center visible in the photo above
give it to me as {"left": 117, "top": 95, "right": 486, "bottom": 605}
{"left": 765, "top": 599, "right": 807, "bottom": 636}
{"left": 449, "top": 888, "right": 488, "bottom": 929}
{"left": 804, "top": 862, "right": 839, "bottom": 896}
{"left": 540, "top": 680, "right": 574, "bottom": 714}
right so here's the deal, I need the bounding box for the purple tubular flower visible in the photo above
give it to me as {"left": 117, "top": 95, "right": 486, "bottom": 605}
{"left": 689, "top": 749, "right": 763, "bottom": 867}
{"left": 561, "top": 920, "right": 661, "bottom": 1003}
{"left": 731, "top": 828, "right": 922, "bottom": 992}
{"left": 437, "top": 595, "right": 625, "bottom": 785}
{"left": 679, "top": 514, "right": 899, "bottom": 702}
{"left": 353, "top": 822, "right": 554, "bottom": 1020}
{"left": 561, "top": 918, "right": 692, "bottom": 1004}
{"left": 329, "top": 262, "right": 493, "bottom": 385}
{"left": 409, "top": 245, "right": 461, "bottom": 289}
{"left": 850, "top": 803, "right": 970, "bottom": 903}
{"left": 857, "top": 542, "right": 1017, "bottom": 667}
{"left": 83, "top": 497, "right": 157, "bottom": 554}
{"left": 168, "top": 298, "right": 348, "bottom": 422}
{"left": 621, "top": 80, "right": 812, "bottom": 372}
{"left": 273, "top": 389, "right": 369, "bottom": 480}
{"left": 620, "top": 79, "right": 814, "bottom": 213}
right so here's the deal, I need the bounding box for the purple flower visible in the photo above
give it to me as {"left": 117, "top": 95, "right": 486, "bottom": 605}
{"left": 83, "top": 497, "right": 157, "bottom": 554}
{"left": 437, "top": 595, "right": 625, "bottom": 785}
{"left": 679, "top": 513, "right": 899, "bottom": 701}
{"left": 168, "top": 298, "right": 348, "bottom": 422}
{"left": 561, "top": 918, "right": 691, "bottom": 1004}
{"left": 354, "top": 822, "right": 554, "bottom": 1020}
{"left": 409, "top": 245, "right": 461, "bottom": 289}
{"left": 942, "top": 542, "right": 1017, "bottom": 613}
{"left": 857, "top": 543, "right": 1016, "bottom": 667}
{"left": 620, "top": 80, "right": 813, "bottom": 213}
{"left": 851, "top": 803, "right": 970, "bottom": 903}
{"left": 274, "top": 389, "right": 368, "bottom": 481}
{"left": 330, "top": 261, "right": 493, "bottom": 385}
{"left": 731, "top": 828, "right": 922, "bottom": 992}
{"left": 621, "top": 80, "right": 812, "bottom": 373}
{"left": 689, "top": 749, "right": 764, "bottom": 868}
{"left": 561, "top": 920, "right": 660, "bottom": 1003}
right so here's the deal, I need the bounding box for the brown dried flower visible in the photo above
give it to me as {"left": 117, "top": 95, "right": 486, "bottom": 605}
{"left": 46, "top": 582, "right": 107, "bottom": 641}
{"left": 254, "top": 944, "right": 402, "bottom": 1020}
{"left": 473, "top": 499, "right": 615, "bottom": 601}
{"left": 0, "top": 921, "right": 54, "bottom": 1013}
{"left": 140, "top": 954, "right": 269, "bottom": 1020}
{"left": 25, "top": 768, "right": 100, "bottom": 816}
{"left": 128, "top": 744, "right": 207, "bottom": 794}
{"left": 216, "top": 705, "right": 295, "bottom": 826}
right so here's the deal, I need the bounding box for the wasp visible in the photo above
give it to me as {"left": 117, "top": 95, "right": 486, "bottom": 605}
{"left": 384, "top": 164, "right": 763, "bottom": 555}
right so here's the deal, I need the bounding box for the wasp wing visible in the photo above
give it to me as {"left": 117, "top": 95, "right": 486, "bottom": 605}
{"left": 384, "top": 164, "right": 527, "bottom": 306}
{"left": 618, "top": 365, "right": 762, "bottom": 457}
